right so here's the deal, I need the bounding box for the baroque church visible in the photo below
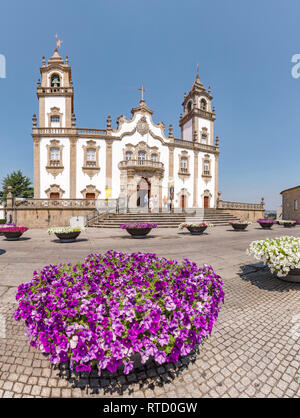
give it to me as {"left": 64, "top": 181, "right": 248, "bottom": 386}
{"left": 32, "top": 48, "right": 220, "bottom": 211}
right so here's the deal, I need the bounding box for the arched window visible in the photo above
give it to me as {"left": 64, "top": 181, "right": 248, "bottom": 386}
{"left": 138, "top": 151, "right": 146, "bottom": 165}
{"left": 187, "top": 101, "right": 192, "bottom": 112}
{"left": 201, "top": 134, "right": 207, "bottom": 143}
{"left": 151, "top": 153, "right": 158, "bottom": 162}
{"left": 125, "top": 151, "right": 132, "bottom": 161}
{"left": 51, "top": 74, "right": 61, "bottom": 88}
{"left": 200, "top": 99, "right": 207, "bottom": 111}
{"left": 50, "top": 147, "right": 60, "bottom": 161}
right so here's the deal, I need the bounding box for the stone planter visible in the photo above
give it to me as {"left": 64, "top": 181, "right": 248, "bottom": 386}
{"left": 54, "top": 231, "right": 81, "bottom": 242}
{"left": 283, "top": 224, "right": 295, "bottom": 228}
{"left": 3, "top": 231, "right": 23, "bottom": 241}
{"left": 277, "top": 268, "right": 300, "bottom": 283}
{"left": 187, "top": 226, "right": 208, "bottom": 235}
{"left": 125, "top": 228, "right": 152, "bottom": 238}
{"left": 230, "top": 224, "right": 248, "bottom": 230}
{"left": 258, "top": 222, "right": 274, "bottom": 229}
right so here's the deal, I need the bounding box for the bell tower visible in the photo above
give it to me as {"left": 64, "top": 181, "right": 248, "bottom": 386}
{"left": 179, "top": 71, "right": 216, "bottom": 145}
{"left": 37, "top": 49, "right": 74, "bottom": 128}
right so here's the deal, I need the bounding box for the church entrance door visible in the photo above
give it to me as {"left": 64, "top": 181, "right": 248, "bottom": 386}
{"left": 180, "top": 194, "right": 186, "bottom": 209}
{"left": 137, "top": 178, "right": 150, "bottom": 208}
{"left": 204, "top": 196, "right": 209, "bottom": 208}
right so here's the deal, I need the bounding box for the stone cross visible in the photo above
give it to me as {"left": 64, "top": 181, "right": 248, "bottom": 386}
{"left": 138, "top": 85, "right": 146, "bottom": 101}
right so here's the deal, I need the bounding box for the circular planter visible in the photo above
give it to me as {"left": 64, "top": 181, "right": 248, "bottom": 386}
{"left": 187, "top": 226, "right": 207, "bottom": 235}
{"left": 125, "top": 228, "right": 152, "bottom": 238}
{"left": 283, "top": 224, "right": 295, "bottom": 228}
{"left": 3, "top": 231, "right": 23, "bottom": 241}
{"left": 54, "top": 231, "right": 81, "bottom": 242}
{"left": 258, "top": 222, "right": 274, "bottom": 229}
{"left": 230, "top": 224, "right": 248, "bottom": 230}
{"left": 277, "top": 268, "right": 300, "bottom": 283}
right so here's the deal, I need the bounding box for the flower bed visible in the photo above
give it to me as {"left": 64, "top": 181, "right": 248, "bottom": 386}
{"left": 48, "top": 227, "right": 86, "bottom": 242}
{"left": 256, "top": 219, "right": 276, "bottom": 229}
{"left": 229, "top": 221, "right": 251, "bottom": 230}
{"left": 14, "top": 250, "right": 224, "bottom": 375}
{"left": 179, "top": 222, "right": 213, "bottom": 235}
{"left": 120, "top": 223, "right": 158, "bottom": 238}
{"left": 0, "top": 226, "right": 28, "bottom": 240}
{"left": 247, "top": 236, "right": 300, "bottom": 278}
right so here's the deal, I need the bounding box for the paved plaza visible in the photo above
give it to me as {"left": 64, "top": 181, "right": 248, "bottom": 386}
{"left": 0, "top": 224, "right": 299, "bottom": 398}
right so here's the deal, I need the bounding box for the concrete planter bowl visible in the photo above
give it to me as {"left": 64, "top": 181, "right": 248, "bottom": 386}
{"left": 230, "top": 223, "right": 248, "bottom": 231}
{"left": 277, "top": 268, "right": 300, "bottom": 283}
{"left": 187, "top": 226, "right": 208, "bottom": 235}
{"left": 2, "top": 231, "right": 24, "bottom": 241}
{"left": 258, "top": 222, "right": 274, "bottom": 229}
{"left": 125, "top": 228, "right": 152, "bottom": 238}
{"left": 54, "top": 231, "right": 81, "bottom": 243}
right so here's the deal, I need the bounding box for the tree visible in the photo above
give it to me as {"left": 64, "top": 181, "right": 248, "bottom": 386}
{"left": 1, "top": 170, "right": 34, "bottom": 202}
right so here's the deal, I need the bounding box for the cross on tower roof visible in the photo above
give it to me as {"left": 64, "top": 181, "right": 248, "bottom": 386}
{"left": 55, "top": 33, "right": 63, "bottom": 49}
{"left": 138, "top": 85, "right": 146, "bottom": 101}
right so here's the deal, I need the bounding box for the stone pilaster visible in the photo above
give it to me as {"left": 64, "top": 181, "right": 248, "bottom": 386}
{"left": 193, "top": 150, "right": 199, "bottom": 207}
{"left": 105, "top": 139, "right": 113, "bottom": 195}
{"left": 33, "top": 138, "right": 40, "bottom": 198}
{"left": 69, "top": 137, "right": 77, "bottom": 198}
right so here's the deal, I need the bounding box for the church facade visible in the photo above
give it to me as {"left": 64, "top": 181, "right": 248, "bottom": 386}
{"left": 32, "top": 49, "right": 220, "bottom": 211}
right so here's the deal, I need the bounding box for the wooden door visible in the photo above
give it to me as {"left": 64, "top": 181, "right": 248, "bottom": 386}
{"left": 204, "top": 196, "right": 209, "bottom": 208}
{"left": 181, "top": 194, "right": 186, "bottom": 209}
{"left": 86, "top": 193, "right": 96, "bottom": 199}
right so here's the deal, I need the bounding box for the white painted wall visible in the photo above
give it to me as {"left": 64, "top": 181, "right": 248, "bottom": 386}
{"left": 76, "top": 138, "right": 106, "bottom": 198}
{"left": 183, "top": 119, "right": 192, "bottom": 141}
{"left": 40, "top": 137, "right": 70, "bottom": 198}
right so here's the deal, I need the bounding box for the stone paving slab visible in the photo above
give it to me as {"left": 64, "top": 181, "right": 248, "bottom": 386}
{"left": 0, "top": 225, "right": 300, "bottom": 397}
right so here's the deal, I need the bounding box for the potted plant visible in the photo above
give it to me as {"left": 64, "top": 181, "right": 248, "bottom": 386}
{"left": 14, "top": 250, "right": 224, "bottom": 376}
{"left": 256, "top": 218, "right": 276, "bottom": 229}
{"left": 120, "top": 222, "right": 158, "bottom": 238}
{"left": 248, "top": 236, "right": 300, "bottom": 283}
{"left": 179, "top": 222, "right": 213, "bottom": 235}
{"left": 48, "top": 226, "right": 86, "bottom": 242}
{"left": 278, "top": 220, "right": 296, "bottom": 228}
{"left": 0, "top": 226, "right": 28, "bottom": 240}
{"left": 0, "top": 223, "right": 16, "bottom": 236}
{"left": 229, "top": 221, "right": 251, "bottom": 231}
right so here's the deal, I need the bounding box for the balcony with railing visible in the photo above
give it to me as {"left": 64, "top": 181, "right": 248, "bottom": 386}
{"left": 118, "top": 159, "right": 164, "bottom": 173}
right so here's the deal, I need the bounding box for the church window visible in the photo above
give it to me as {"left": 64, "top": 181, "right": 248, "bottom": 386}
{"left": 51, "top": 74, "right": 61, "bottom": 88}
{"left": 204, "top": 160, "right": 210, "bottom": 175}
{"left": 201, "top": 134, "right": 207, "bottom": 143}
{"left": 181, "top": 157, "right": 188, "bottom": 173}
{"left": 50, "top": 115, "right": 60, "bottom": 123}
{"left": 200, "top": 99, "right": 207, "bottom": 110}
{"left": 187, "top": 101, "right": 192, "bottom": 112}
{"left": 50, "top": 147, "right": 60, "bottom": 161}
{"left": 125, "top": 151, "right": 132, "bottom": 161}
{"left": 86, "top": 148, "right": 96, "bottom": 167}
{"left": 138, "top": 151, "right": 146, "bottom": 165}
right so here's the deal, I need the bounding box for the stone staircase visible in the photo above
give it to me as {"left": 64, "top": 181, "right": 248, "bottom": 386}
{"left": 91, "top": 209, "right": 240, "bottom": 228}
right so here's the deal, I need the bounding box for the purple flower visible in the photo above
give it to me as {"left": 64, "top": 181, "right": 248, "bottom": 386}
{"left": 14, "top": 250, "right": 224, "bottom": 376}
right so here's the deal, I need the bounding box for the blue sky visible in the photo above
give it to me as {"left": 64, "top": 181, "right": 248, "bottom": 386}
{"left": 0, "top": 0, "right": 300, "bottom": 209}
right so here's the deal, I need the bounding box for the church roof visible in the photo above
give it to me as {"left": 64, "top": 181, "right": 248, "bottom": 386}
{"left": 48, "top": 48, "right": 65, "bottom": 65}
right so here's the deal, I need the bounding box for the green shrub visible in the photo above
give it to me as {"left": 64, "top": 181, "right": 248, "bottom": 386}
{"left": 0, "top": 219, "right": 6, "bottom": 224}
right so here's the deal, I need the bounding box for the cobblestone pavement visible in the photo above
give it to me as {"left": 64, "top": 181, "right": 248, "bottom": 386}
{"left": 0, "top": 225, "right": 299, "bottom": 398}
